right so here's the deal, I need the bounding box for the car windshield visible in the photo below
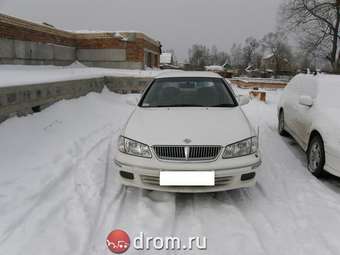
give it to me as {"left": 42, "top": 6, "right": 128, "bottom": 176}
{"left": 318, "top": 84, "right": 340, "bottom": 108}
{"left": 139, "top": 77, "right": 237, "bottom": 108}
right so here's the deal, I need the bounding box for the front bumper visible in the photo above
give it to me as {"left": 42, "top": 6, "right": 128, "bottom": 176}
{"left": 325, "top": 146, "right": 340, "bottom": 177}
{"left": 113, "top": 151, "right": 262, "bottom": 193}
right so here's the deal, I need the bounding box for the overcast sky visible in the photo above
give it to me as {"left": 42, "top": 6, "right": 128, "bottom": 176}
{"left": 0, "top": 0, "right": 282, "bottom": 61}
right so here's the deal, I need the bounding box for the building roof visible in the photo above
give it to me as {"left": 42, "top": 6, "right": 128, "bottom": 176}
{"left": 160, "top": 53, "right": 173, "bottom": 64}
{"left": 0, "top": 13, "right": 160, "bottom": 46}
{"left": 155, "top": 71, "right": 222, "bottom": 79}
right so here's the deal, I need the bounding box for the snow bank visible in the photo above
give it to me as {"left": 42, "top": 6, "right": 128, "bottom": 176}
{"left": 0, "top": 64, "right": 167, "bottom": 88}
{"left": 0, "top": 88, "right": 137, "bottom": 254}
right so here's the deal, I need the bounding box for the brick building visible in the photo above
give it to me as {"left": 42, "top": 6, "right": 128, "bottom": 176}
{"left": 0, "top": 13, "right": 161, "bottom": 69}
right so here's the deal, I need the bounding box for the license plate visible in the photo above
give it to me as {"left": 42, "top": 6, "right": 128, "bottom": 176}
{"left": 160, "top": 171, "right": 215, "bottom": 186}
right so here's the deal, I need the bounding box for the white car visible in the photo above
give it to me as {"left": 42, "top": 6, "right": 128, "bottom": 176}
{"left": 114, "top": 71, "right": 261, "bottom": 193}
{"left": 278, "top": 74, "right": 340, "bottom": 178}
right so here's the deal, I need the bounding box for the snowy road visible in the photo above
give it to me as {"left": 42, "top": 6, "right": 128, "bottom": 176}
{"left": 1, "top": 88, "right": 340, "bottom": 255}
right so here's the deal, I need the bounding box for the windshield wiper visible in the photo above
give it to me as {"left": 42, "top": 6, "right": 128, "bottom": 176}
{"left": 148, "top": 104, "right": 205, "bottom": 107}
{"left": 210, "top": 104, "right": 235, "bottom": 107}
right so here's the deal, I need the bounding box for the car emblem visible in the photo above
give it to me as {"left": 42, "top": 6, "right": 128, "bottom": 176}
{"left": 183, "top": 138, "right": 192, "bottom": 144}
{"left": 184, "top": 146, "right": 190, "bottom": 160}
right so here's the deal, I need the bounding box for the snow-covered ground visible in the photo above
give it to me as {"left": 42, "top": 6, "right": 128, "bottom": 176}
{"left": 1, "top": 87, "right": 340, "bottom": 255}
{"left": 0, "top": 63, "right": 168, "bottom": 87}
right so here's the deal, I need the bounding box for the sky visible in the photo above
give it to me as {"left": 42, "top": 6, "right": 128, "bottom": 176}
{"left": 0, "top": 0, "right": 282, "bottom": 61}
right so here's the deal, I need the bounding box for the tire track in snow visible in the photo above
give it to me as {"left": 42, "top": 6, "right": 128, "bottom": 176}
{"left": 0, "top": 123, "right": 119, "bottom": 253}
{"left": 85, "top": 92, "right": 340, "bottom": 255}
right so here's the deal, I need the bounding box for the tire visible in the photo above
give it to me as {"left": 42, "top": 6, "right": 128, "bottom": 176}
{"left": 278, "top": 110, "right": 288, "bottom": 136}
{"left": 307, "top": 135, "right": 326, "bottom": 178}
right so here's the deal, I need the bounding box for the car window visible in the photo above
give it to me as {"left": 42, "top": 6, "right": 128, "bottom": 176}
{"left": 285, "top": 77, "right": 297, "bottom": 93}
{"left": 317, "top": 81, "right": 340, "bottom": 108}
{"left": 297, "top": 76, "right": 318, "bottom": 98}
{"left": 286, "top": 75, "right": 317, "bottom": 98}
{"left": 139, "top": 77, "right": 237, "bottom": 108}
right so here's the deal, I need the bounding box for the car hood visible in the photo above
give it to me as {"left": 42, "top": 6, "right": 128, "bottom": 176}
{"left": 123, "top": 107, "right": 254, "bottom": 146}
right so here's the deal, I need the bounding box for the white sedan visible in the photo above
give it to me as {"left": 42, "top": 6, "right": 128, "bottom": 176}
{"left": 114, "top": 71, "right": 261, "bottom": 193}
{"left": 278, "top": 74, "right": 340, "bottom": 177}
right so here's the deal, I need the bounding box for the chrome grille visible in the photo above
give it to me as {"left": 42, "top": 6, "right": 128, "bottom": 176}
{"left": 153, "top": 146, "right": 221, "bottom": 161}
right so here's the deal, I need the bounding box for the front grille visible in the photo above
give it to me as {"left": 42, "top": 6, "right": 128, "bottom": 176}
{"left": 215, "top": 176, "right": 233, "bottom": 186}
{"left": 140, "top": 174, "right": 233, "bottom": 186}
{"left": 153, "top": 146, "right": 221, "bottom": 161}
{"left": 140, "top": 175, "right": 159, "bottom": 185}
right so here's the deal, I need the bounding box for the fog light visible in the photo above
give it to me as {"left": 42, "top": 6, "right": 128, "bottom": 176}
{"left": 241, "top": 172, "right": 256, "bottom": 181}
{"left": 120, "top": 171, "right": 134, "bottom": 180}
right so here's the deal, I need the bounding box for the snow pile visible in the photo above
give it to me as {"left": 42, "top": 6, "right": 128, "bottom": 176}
{"left": 0, "top": 64, "right": 167, "bottom": 88}
{"left": 0, "top": 88, "right": 137, "bottom": 254}
{"left": 1, "top": 87, "right": 340, "bottom": 254}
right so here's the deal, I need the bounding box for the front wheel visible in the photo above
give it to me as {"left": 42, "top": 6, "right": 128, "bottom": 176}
{"left": 278, "top": 111, "right": 288, "bottom": 136}
{"left": 307, "top": 135, "right": 326, "bottom": 178}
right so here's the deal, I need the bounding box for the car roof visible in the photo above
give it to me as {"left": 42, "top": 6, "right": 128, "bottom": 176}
{"left": 294, "top": 73, "right": 340, "bottom": 85}
{"left": 155, "top": 71, "right": 222, "bottom": 79}
{"left": 316, "top": 73, "right": 340, "bottom": 84}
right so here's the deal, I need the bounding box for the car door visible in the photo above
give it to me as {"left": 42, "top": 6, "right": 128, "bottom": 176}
{"left": 294, "top": 77, "right": 317, "bottom": 147}
{"left": 282, "top": 77, "right": 300, "bottom": 133}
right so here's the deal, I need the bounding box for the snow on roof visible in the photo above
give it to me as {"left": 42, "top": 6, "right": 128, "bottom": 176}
{"left": 160, "top": 53, "right": 173, "bottom": 64}
{"left": 292, "top": 73, "right": 340, "bottom": 88}
{"left": 316, "top": 73, "right": 340, "bottom": 82}
{"left": 155, "top": 71, "right": 221, "bottom": 79}
{"left": 263, "top": 53, "right": 274, "bottom": 60}
{"left": 66, "top": 30, "right": 129, "bottom": 40}
{"left": 67, "top": 30, "right": 140, "bottom": 34}
{"left": 205, "top": 65, "right": 224, "bottom": 72}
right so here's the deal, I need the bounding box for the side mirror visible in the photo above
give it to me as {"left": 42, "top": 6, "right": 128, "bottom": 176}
{"left": 135, "top": 95, "right": 141, "bottom": 104}
{"left": 238, "top": 95, "right": 250, "bottom": 106}
{"left": 299, "top": 95, "right": 313, "bottom": 107}
{"left": 126, "top": 95, "right": 141, "bottom": 106}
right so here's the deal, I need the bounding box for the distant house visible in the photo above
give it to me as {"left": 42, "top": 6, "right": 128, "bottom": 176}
{"left": 262, "top": 53, "right": 291, "bottom": 75}
{"left": 160, "top": 53, "right": 173, "bottom": 65}
{"left": 160, "top": 53, "right": 180, "bottom": 69}
{"left": 204, "top": 63, "right": 235, "bottom": 78}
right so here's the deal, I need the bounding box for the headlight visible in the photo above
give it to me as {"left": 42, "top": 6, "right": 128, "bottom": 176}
{"left": 223, "top": 137, "right": 258, "bottom": 159}
{"left": 118, "top": 136, "right": 152, "bottom": 158}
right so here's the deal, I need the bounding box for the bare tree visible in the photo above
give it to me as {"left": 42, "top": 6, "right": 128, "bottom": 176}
{"left": 230, "top": 43, "right": 244, "bottom": 69}
{"left": 280, "top": 0, "right": 340, "bottom": 72}
{"left": 209, "top": 45, "right": 230, "bottom": 66}
{"left": 187, "top": 44, "right": 230, "bottom": 68}
{"left": 242, "top": 37, "right": 260, "bottom": 68}
{"left": 188, "top": 44, "right": 210, "bottom": 67}
{"left": 261, "top": 32, "right": 292, "bottom": 75}
{"left": 294, "top": 49, "right": 318, "bottom": 71}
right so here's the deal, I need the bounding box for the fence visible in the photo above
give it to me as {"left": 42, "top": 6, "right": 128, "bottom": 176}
{"left": 0, "top": 76, "right": 152, "bottom": 123}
